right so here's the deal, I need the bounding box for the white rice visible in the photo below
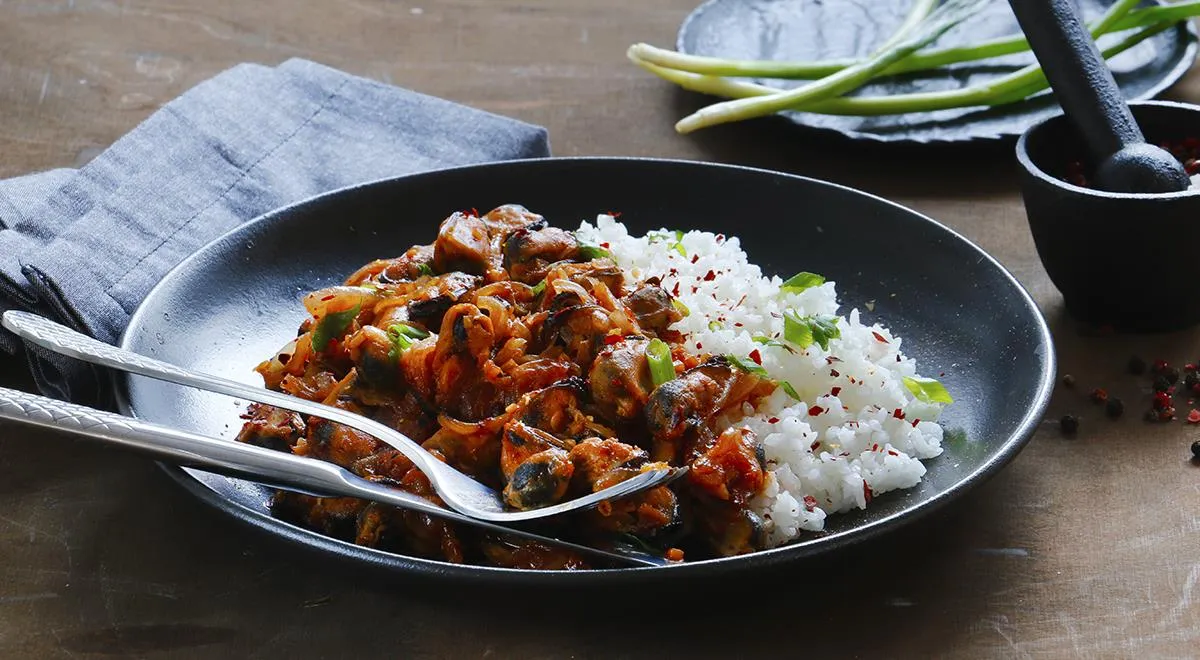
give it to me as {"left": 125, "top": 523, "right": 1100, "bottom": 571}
{"left": 577, "top": 215, "right": 946, "bottom": 548}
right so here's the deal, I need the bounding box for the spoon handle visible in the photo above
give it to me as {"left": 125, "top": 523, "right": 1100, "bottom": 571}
{"left": 1007, "top": 0, "right": 1142, "bottom": 159}
{"left": 0, "top": 385, "right": 663, "bottom": 568}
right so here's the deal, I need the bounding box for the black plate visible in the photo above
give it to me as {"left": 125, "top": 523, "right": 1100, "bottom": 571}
{"left": 117, "top": 158, "right": 1054, "bottom": 585}
{"left": 677, "top": 0, "right": 1197, "bottom": 144}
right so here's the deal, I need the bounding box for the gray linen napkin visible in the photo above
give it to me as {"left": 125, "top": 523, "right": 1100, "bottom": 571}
{"left": 0, "top": 58, "right": 550, "bottom": 406}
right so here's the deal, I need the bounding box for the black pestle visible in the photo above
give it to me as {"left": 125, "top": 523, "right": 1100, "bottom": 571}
{"left": 1007, "top": 0, "right": 1191, "bottom": 194}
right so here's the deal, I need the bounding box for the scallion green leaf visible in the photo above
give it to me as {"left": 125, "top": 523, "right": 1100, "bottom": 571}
{"left": 311, "top": 304, "right": 361, "bottom": 352}
{"left": 416, "top": 263, "right": 435, "bottom": 277}
{"left": 578, "top": 244, "right": 612, "bottom": 261}
{"left": 386, "top": 323, "right": 428, "bottom": 362}
{"left": 903, "top": 376, "right": 954, "bottom": 405}
{"left": 672, "top": 298, "right": 690, "bottom": 317}
{"left": 726, "top": 354, "right": 769, "bottom": 377}
{"left": 531, "top": 279, "right": 546, "bottom": 296}
{"left": 781, "top": 381, "right": 801, "bottom": 401}
{"left": 646, "top": 338, "right": 676, "bottom": 387}
{"left": 783, "top": 310, "right": 841, "bottom": 351}
{"left": 780, "top": 271, "right": 826, "bottom": 294}
{"left": 707, "top": 320, "right": 722, "bottom": 331}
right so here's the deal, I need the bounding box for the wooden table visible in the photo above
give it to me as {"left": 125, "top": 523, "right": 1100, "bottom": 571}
{"left": 1, "top": 1, "right": 1197, "bottom": 657}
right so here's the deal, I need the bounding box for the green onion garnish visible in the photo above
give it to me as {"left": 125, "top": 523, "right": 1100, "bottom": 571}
{"left": 416, "top": 263, "right": 435, "bottom": 277}
{"left": 780, "top": 271, "right": 826, "bottom": 294}
{"left": 578, "top": 244, "right": 612, "bottom": 261}
{"left": 783, "top": 310, "right": 841, "bottom": 351}
{"left": 903, "top": 376, "right": 954, "bottom": 405}
{"left": 726, "top": 354, "right": 768, "bottom": 377}
{"left": 646, "top": 338, "right": 676, "bottom": 387}
{"left": 530, "top": 279, "right": 546, "bottom": 296}
{"left": 672, "top": 298, "right": 690, "bottom": 317}
{"left": 311, "top": 304, "right": 361, "bottom": 352}
{"left": 707, "top": 320, "right": 722, "bottom": 331}
{"left": 387, "top": 323, "right": 429, "bottom": 362}
{"left": 780, "top": 381, "right": 802, "bottom": 400}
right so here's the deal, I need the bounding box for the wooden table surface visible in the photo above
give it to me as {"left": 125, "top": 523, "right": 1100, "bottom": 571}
{"left": 1, "top": 1, "right": 1198, "bottom": 658}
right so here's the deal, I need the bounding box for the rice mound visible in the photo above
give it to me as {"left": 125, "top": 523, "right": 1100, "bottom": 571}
{"left": 577, "top": 215, "right": 946, "bottom": 548}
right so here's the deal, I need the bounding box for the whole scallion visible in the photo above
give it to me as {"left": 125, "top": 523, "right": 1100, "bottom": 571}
{"left": 627, "top": 0, "right": 1191, "bottom": 130}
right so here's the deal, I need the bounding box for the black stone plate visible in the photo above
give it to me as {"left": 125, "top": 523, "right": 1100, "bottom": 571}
{"left": 677, "top": 0, "right": 1197, "bottom": 144}
{"left": 117, "top": 158, "right": 1054, "bottom": 585}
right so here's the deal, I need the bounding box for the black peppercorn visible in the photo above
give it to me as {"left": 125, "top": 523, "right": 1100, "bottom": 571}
{"left": 1059, "top": 415, "right": 1079, "bottom": 435}
{"left": 1105, "top": 397, "right": 1124, "bottom": 418}
{"left": 1192, "top": 441, "right": 1200, "bottom": 459}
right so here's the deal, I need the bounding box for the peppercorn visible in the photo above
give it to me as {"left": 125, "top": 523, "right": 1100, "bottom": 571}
{"left": 1061, "top": 374, "right": 1075, "bottom": 387}
{"left": 1105, "top": 397, "right": 1124, "bottom": 418}
{"left": 1153, "top": 375, "right": 1172, "bottom": 392}
{"left": 1059, "top": 415, "right": 1079, "bottom": 435}
{"left": 1163, "top": 367, "right": 1181, "bottom": 385}
{"left": 1192, "top": 441, "right": 1200, "bottom": 459}
{"left": 1185, "top": 372, "right": 1200, "bottom": 392}
{"left": 1127, "top": 356, "right": 1147, "bottom": 375}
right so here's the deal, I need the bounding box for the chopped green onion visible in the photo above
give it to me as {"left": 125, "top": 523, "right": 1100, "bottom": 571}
{"left": 578, "top": 244, "right": 612, "bottom": 261}
{"left": 672, "top": 298, "right": 690, "bottom": 317}
{"left": 416, "top": 263, "right": 435, "bottom": 277}
{"left": 783, "top": 310, "right": 841, "bottom": 351}
{"left": 531, "top": 279, "right": 547, "bottom": 296}
{"left": 780, "top": 272, "right": 826, "bottom": 294}
{"left": 707, "top": 320, "right": 722, "bottom": 331}
{"left": 311, "top": 304, "right": 361, "bottom": 352}
{"left": 649, "top": 229, "right": 686, "bottom": 256}
{"left": 726, "top": 354, "right": 769, "bottom": 377}
{"left": 387, "top": 323, "right": 429, "bottom": 362}
{"left": 646, "top": 338, "right": 676, "bottom": 387}
{"left": 903, "top": 376, "right": 954, "bottom": 405}
{"left": 780, "top": 381, "right": 802, "bottom": 401}
{"left": 753, "top": 335, "right": 796, "bottom": 354}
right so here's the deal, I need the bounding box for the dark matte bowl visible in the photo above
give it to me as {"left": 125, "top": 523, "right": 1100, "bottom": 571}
{"left": 1017, "top": 100, "right": 1200, "bottom": 331}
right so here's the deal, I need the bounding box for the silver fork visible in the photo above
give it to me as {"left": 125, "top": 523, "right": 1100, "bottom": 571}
{"left": 0, "top": 386, "right": 664, "bottom": 567}
{"left": 3, "top": 311, "right": 676, "bottom": 523}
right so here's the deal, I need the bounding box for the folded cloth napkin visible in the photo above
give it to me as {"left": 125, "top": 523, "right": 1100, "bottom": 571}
{"left": 0, "top": 58, "right": 550, "bottom": 406}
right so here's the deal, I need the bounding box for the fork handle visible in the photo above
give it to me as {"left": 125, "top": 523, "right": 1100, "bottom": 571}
{"left": 0, "top": 386, "right": 662, "bottom": 567}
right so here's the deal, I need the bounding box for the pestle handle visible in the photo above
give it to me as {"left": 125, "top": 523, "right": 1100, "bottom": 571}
{"left": 1007, "top": 0, "right": 1141, "bottom": 160}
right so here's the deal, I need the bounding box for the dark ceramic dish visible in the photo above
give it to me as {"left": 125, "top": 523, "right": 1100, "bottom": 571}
{"left": 1017, "top": 100, "right": 1200, "bottom": 331}
{"left": 117, "top": 158, "right": 1055, "bottom": 585}
{"left": 677, "top": 0, "right": 1196, "bottom": 144}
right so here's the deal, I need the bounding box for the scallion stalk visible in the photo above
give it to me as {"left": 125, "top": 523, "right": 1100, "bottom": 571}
{"left": 646, "top": 338, "right": 676, "bottom": 387}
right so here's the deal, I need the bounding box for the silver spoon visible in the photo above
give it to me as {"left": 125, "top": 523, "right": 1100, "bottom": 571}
{"left": 0, "top": 385, "right": 664, "bottom": 568}
{"left": 2, "top": 311, "right": 676, "bottom": 523}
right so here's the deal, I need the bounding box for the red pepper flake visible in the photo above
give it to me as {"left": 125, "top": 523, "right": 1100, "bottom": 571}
{"left": 1189, "top": 409, "right": 1200, "bottom": 424}
{"left": 888, "top": 450, "right": 899, "bottom": 456}
{"left": 826, "top": 356, "right": 843, "bottom": 364}
{"left": 320, "top": 294, "right": 335, "bottom": 301}
{"left": 600, "top": 242, "right": 610, "bottom": 249}
{"left": 830, "top": 369, "right": 840, "bottom": 378}
{"left": 1154, "top": 391, "right": 1172, "bottom": 410}
{"left": 703, "top": 270, "right": 716, "bottom": 281}
{"left": 939, "top": 372, "right": 945, "bottom": 377}
{"left": 810, "top": 440, "right": 821, "bottom": 452}
{"left": 768, "top": 417, "right": 780, "bottom": 424}
{"left": 872, "top": 331, "right": 889, "bottom": 344}
{"left": 607, "top": 211, "right": 622, "bottom": 218}
{"left": 911, "top": 418, "right": 921, "bottom": 427}
{"left": 690, "top": 254, "right": 699, "bottom": 264}
{"left": 871, "top": 443, "right": 879, "bottom": 452}
{"left": 749, "top": 349, "right": 763, "bottom": 365}
{"left": 831, "top": 386, "right": 842, "bottom": 396}
{"left": 671, "top": 282, "right": 681, "bottom": 297}
{"left": 1089, "top": 388, "right": 1108, "bottom": 404}
{"left": 695, "top": 342, "right": 703, "bottom": 350}
{"left": 669, "top": 268, "right": 679, "bottom": 277}
{"left": 863, "top": 481, "right": 873, "bottom": 504}
{"left": 734, "top": 322, "right": 743, "bottom": 327}
{"left": 802, "top": 495, "right": 817, "bottom": 512}
{"left": 603, "top": 334, "right": 623, "bottom": 345}
{"left": 808, "top": 405, "right": 824, "bottom": 416}
{"left": 734, "top": 294, "right": 747, "bottom": 309}
{"left": 715, "top": 233, "right": 725, "bottom": 243}
{"left": 893, "top": 408, "right": 905, "bottom": 420}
